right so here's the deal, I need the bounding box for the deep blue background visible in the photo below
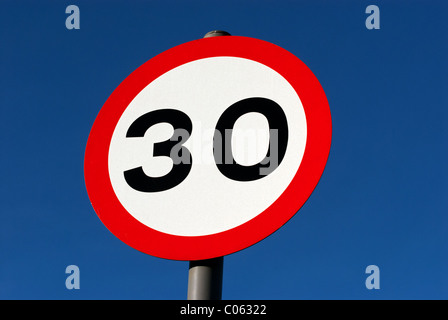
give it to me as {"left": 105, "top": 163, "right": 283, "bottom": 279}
{"left": 1, "top": 0, "right": 447, "bottom": 299}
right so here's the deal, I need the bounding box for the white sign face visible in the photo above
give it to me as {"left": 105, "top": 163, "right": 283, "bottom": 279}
{"left": 108, "top": 57, "right": 307, "bottom": 236}
{"left": 84, "top": 36, "right": 331, "bottom": 260}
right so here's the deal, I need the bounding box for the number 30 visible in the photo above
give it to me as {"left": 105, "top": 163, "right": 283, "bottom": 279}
{"left": 124, "top": 97, "right": 288, "bottom": 192}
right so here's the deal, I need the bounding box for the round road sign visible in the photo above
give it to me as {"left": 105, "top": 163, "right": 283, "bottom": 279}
{"left": 84, "top": 36, "right": 332, "bottom": 260}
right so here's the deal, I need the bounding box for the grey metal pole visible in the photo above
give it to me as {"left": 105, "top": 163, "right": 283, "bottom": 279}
{"left": 187, "top": 257, "right": 224, "bottom": 300}
{"left": 186, "top": 29, "right": 230, "bottom": 301}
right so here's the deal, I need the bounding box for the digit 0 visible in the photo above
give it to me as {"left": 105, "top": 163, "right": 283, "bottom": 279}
{"left": 213, "top": 97, "right": 288, "bottom": 181}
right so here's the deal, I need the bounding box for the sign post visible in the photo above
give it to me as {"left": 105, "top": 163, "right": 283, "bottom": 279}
{"left": 84, "top": 30, "right": 332, "bottom": 299}
{"left": 186, "top": 31, "right": 229, "bottom": 301}
{"left": 187, "top": 256, "right": 224, "bottom": 300}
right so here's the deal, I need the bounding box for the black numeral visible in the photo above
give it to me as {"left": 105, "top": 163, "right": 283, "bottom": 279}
{"left": 213, "top": 97, "right": 288, "bottom": 181}
{"left": 123, "top": 98, "right": 288, "bottom": 192}
{"left": 124, "top": 109, "right": 192, "bottom": 192}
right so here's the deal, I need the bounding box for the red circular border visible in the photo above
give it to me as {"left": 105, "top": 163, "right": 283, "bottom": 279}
{"left": 84, "top": 36, "right": 332, "bottom": 260}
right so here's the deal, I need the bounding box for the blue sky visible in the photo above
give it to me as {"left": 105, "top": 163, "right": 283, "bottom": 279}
{"left": 1, "top": 0, "right": 447, "bottom": 299}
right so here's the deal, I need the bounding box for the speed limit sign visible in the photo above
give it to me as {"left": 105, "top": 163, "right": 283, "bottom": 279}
{"left": 84, "top": 35, "right": 332, "bottom": 261}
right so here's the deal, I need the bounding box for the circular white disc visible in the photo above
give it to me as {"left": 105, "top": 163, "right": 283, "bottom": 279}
{"left": 108, "top": 57, "right": 307, "bottom": 236}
